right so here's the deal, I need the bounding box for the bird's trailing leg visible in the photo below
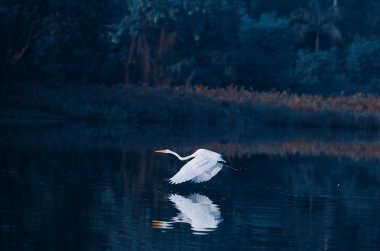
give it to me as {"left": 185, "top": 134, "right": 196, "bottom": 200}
{"left": 218, "top": 161, "right": 250, "bottom": 172}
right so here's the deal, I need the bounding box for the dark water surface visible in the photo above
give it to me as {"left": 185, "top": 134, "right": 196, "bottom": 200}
{"left": 1, "top": 123, "right": 380, "bottom": 250}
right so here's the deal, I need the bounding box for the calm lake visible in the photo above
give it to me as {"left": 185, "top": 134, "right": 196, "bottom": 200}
{"left": 1, "top": 123, "right": 380, "bottom": 250}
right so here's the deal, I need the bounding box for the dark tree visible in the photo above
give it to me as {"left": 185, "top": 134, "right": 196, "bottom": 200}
{"left": 290, "top": 0, "right": 342, "bottom": 52}
{"left": 238, "top": 13, "right": 298, "bottom": 89}
{"left": 0, "top": 0, "right": 59, "bottom": 83}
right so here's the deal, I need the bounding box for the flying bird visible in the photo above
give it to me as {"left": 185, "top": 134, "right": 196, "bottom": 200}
{"left": 155, "top": 148, "right": 246, "bottom": 184}
{"left": 152, "top": 193, "right": 222, "bottom": 234}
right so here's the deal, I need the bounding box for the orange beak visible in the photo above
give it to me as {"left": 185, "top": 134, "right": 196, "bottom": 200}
{"left": 154, "top": 150, "right": 166, "bottom": 153}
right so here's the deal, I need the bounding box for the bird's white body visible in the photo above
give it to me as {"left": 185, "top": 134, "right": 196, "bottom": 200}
{"left": 155, "top": 149, "right": 225, "bottom": 184}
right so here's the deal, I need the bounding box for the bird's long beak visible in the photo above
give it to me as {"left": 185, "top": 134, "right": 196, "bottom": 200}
{"left": 154, "top": 150, "right": 166, "bottom": 153}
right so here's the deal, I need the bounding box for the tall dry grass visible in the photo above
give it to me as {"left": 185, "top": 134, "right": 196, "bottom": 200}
{"left": 1, "top": 83, "right": 380, "bottom": 129}
{"left": 185, "top": 85, "right": 380, "bottom": 115}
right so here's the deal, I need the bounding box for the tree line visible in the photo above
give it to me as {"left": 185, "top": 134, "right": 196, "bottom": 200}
{"left": 1, "top": 0, "right": 380, "bottom": 94}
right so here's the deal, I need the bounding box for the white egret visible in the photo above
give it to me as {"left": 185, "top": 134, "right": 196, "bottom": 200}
{"left": 152, "top": 193, "right": 222, "bottom": 234}
{"left": 155, "top": 148, "right": 246, "bottom": 184}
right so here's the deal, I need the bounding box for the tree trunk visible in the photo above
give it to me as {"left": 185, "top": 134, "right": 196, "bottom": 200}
{"left": 155, "top": 27, "right": 176, "bottom": 86}
{"left": 125, "top": 25, "right": 176, "bottom": 86}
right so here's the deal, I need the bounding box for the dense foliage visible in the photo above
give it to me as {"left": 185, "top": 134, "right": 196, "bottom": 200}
{"left": 1, "top": 0, "right": 380, "bottom": 94}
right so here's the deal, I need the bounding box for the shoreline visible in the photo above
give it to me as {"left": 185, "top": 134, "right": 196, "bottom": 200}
{"left": 1, "top": 83, "right": 380, "bottom": 130}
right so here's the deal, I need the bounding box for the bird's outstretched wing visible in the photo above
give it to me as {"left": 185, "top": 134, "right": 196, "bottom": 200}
{"left": 191, "top": 163, "right": 223, "bottom": 183}
{"left": 169, "top": 155, "right": 213, "bottom": 184}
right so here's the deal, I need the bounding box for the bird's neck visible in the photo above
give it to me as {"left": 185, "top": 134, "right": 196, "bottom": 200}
{"left": 169, "top": 150, "right": 195, "bottom": 161}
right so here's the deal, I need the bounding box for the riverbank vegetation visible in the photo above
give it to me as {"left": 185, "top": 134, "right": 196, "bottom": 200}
{"left": 1, "top": 1, "right": 380, "bottom": 130}
{"left": 2, "top": 83, "right": 380, "bottom": 130}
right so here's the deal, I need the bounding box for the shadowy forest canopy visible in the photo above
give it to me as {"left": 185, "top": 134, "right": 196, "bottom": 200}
{"left": 1, "top": 0, "right": 380, "bottom": 94}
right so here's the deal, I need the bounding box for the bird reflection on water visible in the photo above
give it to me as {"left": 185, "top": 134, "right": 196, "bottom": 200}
{"left": 152, "top": 193, "right": 223, "bottom": 235}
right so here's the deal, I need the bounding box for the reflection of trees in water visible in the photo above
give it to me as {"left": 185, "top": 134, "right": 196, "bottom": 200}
{"left": 283, "top": 158, "right": 380, "bottom": 250}
{"left": 2, "top": 144, "right": 380, "bottom": 250}
{"left": 286, "top": 195, "right": 336, "bottom": 250}
{"left": 208, "top": 141, "right": 380, "bottom": 161}
{"left": 221, "top": 155, "right": 380, "bottom": 250}
{"left": 0, "top": 148, "right": 124, "bottom": 249}
{"left": 1, "top": 147, "right": 177, "bottom": 249}
{"left": 2, "top": 124, "right": 380, "bottom": 161}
